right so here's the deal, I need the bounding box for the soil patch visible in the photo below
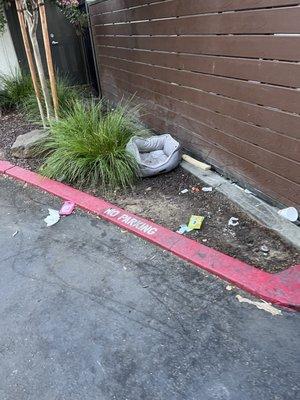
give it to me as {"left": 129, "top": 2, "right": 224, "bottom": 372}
{"left": 1, "top": 111, "right": 299, "bottom": 272}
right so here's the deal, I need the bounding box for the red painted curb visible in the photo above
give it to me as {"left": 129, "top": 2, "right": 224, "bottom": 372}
{"left": 0, "top": 160, "right": 14, "bottom": 173}
{"left": 2, "top": 164, "right": 299, "bottom": 310}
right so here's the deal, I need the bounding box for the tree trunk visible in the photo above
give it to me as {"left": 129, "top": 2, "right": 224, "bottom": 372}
{"left": 30, "top": 27, "right": 52, "bottom": 120}
{"left": 22, "top": 1, "right": 53, "bottom": 122}
{"left": 15, "top": 0, "right": 46, "bottom": 127}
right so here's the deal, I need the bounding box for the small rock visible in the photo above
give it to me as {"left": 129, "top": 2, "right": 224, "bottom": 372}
{"left": 260, "top": 244, "right": 270, "bottom": 253}
{"left": 11, "top": 129, "right": 48, "bottom": 158}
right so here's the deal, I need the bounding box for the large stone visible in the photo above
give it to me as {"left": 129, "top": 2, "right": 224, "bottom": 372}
{"left": 11, "top": 129, "right": 48, "bottom": 158}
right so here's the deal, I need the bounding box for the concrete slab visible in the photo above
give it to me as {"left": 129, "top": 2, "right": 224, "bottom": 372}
{"left": 0, "top": 177, "right": 299, "bottom": 400}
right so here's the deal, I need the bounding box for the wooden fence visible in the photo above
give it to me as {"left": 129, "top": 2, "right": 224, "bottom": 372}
{"left": 89, "top": 0, "right": 300, "bottom": 208}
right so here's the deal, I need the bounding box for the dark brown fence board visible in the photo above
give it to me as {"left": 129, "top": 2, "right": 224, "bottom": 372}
{"left": 98, "top": 46, "right": 300, "bottom": 88}
{"left": 94, "top": 7, "right": 300, "bottom": 35}
{"left": 98, "top": 55, "right": 300, "bottom": 113}
{"left": 90, "top": 0, "right": 300, "bottom": 21}
{"left": 89, "top": 0, "right": 300, "bottom": 206}
{"left": 98, "top": 63, "right": 300, "bottom": 139}
{"left": 95, "top": 36, "right": 300, "bottom": 62}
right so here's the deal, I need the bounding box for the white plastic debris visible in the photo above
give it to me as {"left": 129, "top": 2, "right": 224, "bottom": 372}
{"left": 228, "top": 217, "right": 239, "bottom": 227}
{"left": 176, "top": 224, "right": 192, "bottom": 234}
{"left": 236, "top": 295, "right": 282, "bottom": 316}
{"left": 260, "top": 244, "right": 270, "bottom": 253}
{"left": 44, "top": 209, "right": 60, "bottom": 227}
{"left": 226, "top": 285, "right": 233, "bottom": 291}
{"left": 244, "top": 189, "right": 253, "bottom": 195}
{"left": 202, "top": 186, "right": 213, "bottom": 192}
{"left": 180, "top": 189, "right": 189, "bottom": 194}
{"left": 277, "top": 207, "right": 298, "bottom": 222}
{"left": 12, "top": 230, "right": 19, "bottom": 237}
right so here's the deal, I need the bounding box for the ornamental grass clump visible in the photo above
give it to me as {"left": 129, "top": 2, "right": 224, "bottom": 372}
{"left": 0, "top": 70, "right": 33, "bottom": 111}
{"left": 39, "top": 100, "right": 148, "bottom": 189}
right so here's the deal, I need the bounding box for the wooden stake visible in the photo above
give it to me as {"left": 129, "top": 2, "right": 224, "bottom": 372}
{"left": 15, "top": 0, "right": 46, "bottom": 127}
{"left": 182, "top": 154, "right": 211, "bottom": 171}
{"left": 38, "top": 0, "right": 59, "bottom": 119}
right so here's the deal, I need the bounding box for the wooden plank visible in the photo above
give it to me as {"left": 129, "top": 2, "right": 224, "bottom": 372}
{"left": 101, "top": 76, "right": 300, "bottom": 184}
{"left": 95, "top": 35, "right": 300, "bottom": 62}
{"left": 94, "top": 7, "right": 300, "bottom": 35}
{"left": 98, "top": 46, "right": 300, "bottom": 88}
{"left": 98, "top": 55, "right": 300, "bottom": 114}
{"left": 182, "top": 155, "right": 211, "bottom": 171}
{"left": 99, "top": 71, "right": 300, "bottom": 162}
{"left": 103, "top": 83, "right": 300, "bottom": 207}
{"left": 90, "top": 0, "right": 300, "bottom": 22}
{"left": 89, "top": 0, "right": 159, "bottom": 16}
{"left": 97, "top": 62, "right": 300, "bottom": 138}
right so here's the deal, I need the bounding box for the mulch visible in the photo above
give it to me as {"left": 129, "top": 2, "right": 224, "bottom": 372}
{"left": 1, "top": 111, "right": 299, "bottom": 273}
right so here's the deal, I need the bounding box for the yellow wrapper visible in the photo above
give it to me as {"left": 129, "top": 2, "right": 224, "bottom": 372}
{"left": 187, "top": 215, "right": 205, "bottom": 230}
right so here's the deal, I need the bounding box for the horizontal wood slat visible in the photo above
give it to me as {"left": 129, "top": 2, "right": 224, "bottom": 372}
{"left": 94, "top": 7, "right": 300, "bottom": 35}
{"left": 90, "top": 0, "right": 300, "bottom": 21}
{"left": 89, "top": 0, "right": 300, "bottom": 206}
{"left": 98, "top": 46, "right": 300, "bottom": 88}
{"left": 98, "top": 62, "right": 300, "bottom": 139}
{"left": 95, "top": 35, "right": 300, "bottom": 62}
{"left": 98, "top": 55, "right": 300, "bottom": 113}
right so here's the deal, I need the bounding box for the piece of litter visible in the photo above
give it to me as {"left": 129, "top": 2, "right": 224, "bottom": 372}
{"left": 59, "top": 201, "right": 75, "bottom": 216}
{"left": 260, "top": 244, "right": 269, "bottom": 253}
{"left": 226, "top": 285, "right": 233, "bottom": 291}
{"left": 44, "top": 209, "right": 60, "bottom": 227}
{"left": 236, "top": 295, "right": 282, "bottom": 316}
{"left": 12, "top": 230, "right": 19, "bottom": 237}
{"left": 191, "top": 186, "right": 200, "bottom": 193}
{"left": 228, "top": 217, "right": 239, "bottom": 227}
{"left": 176, "top": 224, "right": 192, "bottom": 234}
{"left": 188, "top": 215, "right": 205, "bottom": 230}
{"left": 277, "top": 207, "right": 298, "bottom": 222}
{"left": 180, "top": 188, "right": 189, "bottom": 194}
{"left": 202, "top": 238, "right": 208, "bottom": 242}
{"left": 145, "top": 187, "right": 152, "bottom": 192}
{"left": 202, "top": 186, "right": 213, "bottom": 192}
{"left": 244, "top": 189, "right": 253, "bottom": 195}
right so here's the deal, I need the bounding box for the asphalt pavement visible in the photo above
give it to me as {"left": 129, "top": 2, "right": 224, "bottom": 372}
{"left": 0, "top": 176, "right": 299, "bottom": 400}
